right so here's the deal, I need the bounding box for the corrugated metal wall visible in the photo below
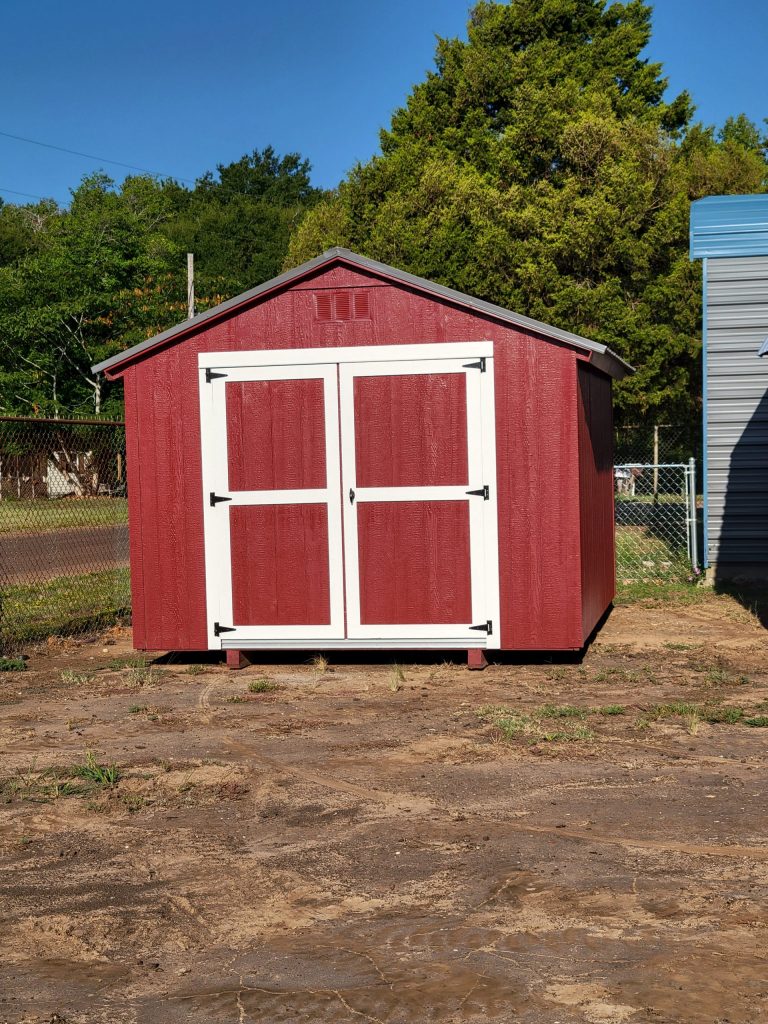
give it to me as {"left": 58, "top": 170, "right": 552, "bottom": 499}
{"left": 706, "top": 256, "right": 768, "bottom": 567}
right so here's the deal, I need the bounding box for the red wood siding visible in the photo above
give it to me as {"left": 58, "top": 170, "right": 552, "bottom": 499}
{"left": 122, "top": 261, "right": 589, "bottom": 651}
{"left": 577, "top": 363, "right": 616, "bottom": 641}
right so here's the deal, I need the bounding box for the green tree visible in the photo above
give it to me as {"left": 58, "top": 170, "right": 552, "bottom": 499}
{"left": 288, "top": 0, "right": 768, "bottom": 425}
{"left": 165, "top": 147, "right": 324, "bottom": 298}
{"left": 0, "top": 174, "right": 183, "bottom": 417}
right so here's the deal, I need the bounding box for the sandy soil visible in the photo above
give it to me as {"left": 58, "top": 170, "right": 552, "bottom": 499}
{"left": 1, "top": 592, "right": 767, "bottom": 1023}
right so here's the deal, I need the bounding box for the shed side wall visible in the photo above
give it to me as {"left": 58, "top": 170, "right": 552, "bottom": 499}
{"left": 576, "top": 363, "right": 615, "bottom": 640}
{"left": 706, "top": 256, "right": 768, "bottom": 570}
{"left": 127, "top": 265, "right": 585, "bottom": 650}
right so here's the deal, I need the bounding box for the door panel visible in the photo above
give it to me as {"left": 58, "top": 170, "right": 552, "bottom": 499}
{"left": 226, "top": 378, "right": 327, "bottom": 491}
{"left": 357, "top": 501, "right": 472, "bottom": 625}
{"left": 230, "top": 504, "right": 331, "bottom": 626}
{"left": 353, "top": 372, "right": 468, "bottom": 487}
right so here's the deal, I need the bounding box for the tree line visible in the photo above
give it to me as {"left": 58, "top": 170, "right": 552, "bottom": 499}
{"left": 1, "top": 0, "right": 766, "bottom": 425}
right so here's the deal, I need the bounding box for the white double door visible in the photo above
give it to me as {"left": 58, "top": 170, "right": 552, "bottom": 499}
{"left": 199, "top": 344, "right": 500, "bottom": 648}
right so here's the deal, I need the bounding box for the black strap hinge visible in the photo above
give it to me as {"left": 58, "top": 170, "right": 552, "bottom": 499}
{"left": 205, "top": 368, "right": 228, "bottom": 382}
{"left": 469, "top": 620, "right": 493, "bottom": 635}
{"left": 210, "top": 492, "right": 232, "bottom": 506}
{"left": 463, "top": 357, "right": 486, "bottom": 372}
{"left": 466, "top": 485, "right": 489, "bottom": 500}
{"left": 214, "top": 622, "right": 236, "bottom": 637}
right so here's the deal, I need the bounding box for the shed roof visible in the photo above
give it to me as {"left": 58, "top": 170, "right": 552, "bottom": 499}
{"left": 92, "top": 248, "right": 633, "bottom": 380}
{"left": 690, "top": 194, "right": 768, "bottom": 260}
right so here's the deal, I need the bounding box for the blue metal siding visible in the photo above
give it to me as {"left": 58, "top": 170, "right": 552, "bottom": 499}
{"left": 691, "top": 194, "right": 768, "bottom": 259}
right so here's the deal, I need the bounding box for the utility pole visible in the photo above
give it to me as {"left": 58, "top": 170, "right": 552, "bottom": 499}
{"left": 187, "top": 252, "right": 195, "bottom": 320}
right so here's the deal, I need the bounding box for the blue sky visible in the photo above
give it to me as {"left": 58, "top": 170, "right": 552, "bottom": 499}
{"left": 1, "top": 0, "right": 766, "bottom": 206}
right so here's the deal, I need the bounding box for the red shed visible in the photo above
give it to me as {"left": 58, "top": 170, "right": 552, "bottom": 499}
{"left": 93, "top": 249, "right": 631, "bottom": 666}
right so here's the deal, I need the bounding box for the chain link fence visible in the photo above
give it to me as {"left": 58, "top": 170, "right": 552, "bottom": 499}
{"left": 614, "top": 423, "right": 701, "bottom": 585}
{"left": 0, "top": 417, "right": 130, "bottom": 653}
{"left": 614, "top": 461, "right": 699, "bottom": 584}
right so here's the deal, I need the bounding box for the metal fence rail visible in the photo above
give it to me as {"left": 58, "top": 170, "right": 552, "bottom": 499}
{"left": 615, "top": 459, "right": 699, "bottom": 584}
{"left": 0, "top": 416, "right": 130, "bottom": 653}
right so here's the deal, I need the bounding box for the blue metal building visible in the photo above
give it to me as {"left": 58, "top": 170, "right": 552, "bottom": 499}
{"left": 690, "top": 194, "right": 768, "bottom": 578}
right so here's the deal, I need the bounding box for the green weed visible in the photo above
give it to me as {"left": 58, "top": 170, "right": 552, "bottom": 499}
{"left": 72, "top": 751, "right": 120, "bottom": 787}
{"left": 185, "top": 664, "right": 204, "bottom": 676}
{"left": 248, "top": 678, "right": 278, "bottom": 694}
{"left": 60, "top": 669, "right": 92, "bottom": 685}
{"left": 594, "top": 704, "right": 626, "bottom": 716}
{"left": 744, "top": 716, "right": 768, "bottom": 728}
{"left": 0, "top": 657, "right": 26, "bottom": 672}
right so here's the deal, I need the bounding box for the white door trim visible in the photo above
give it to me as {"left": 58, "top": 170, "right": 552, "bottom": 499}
{"left": 198, "top": 341, "right": 493, "bottom": 370}
{"left": 199, "top": 362, "right": 344, "bottom": 646}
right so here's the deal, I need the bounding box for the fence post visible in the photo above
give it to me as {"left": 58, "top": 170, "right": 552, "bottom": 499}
{"left": 688, "top": 457, "right": 698, "bottom": 571}
{"left": 653, "top": 425, "right": 659, "bottom": 497}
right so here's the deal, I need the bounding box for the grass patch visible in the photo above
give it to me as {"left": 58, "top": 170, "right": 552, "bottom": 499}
{"left": 1, "top": 752, "right": 121, "bottom": 804}
{"left": 744, "top": 716, "right": 768, "bottom": 728}
{"left": 0, "top": 656, "right": 26, "bottom": 671}
{"left": 594, "top": 704, "right": 626, "bottom": 716}
{"left": 72, "top": 751, "right": 121, "bottom": 787}
{"left": 0, "top": 497, "right": 128, "bottom": 534}
{"left": 637, "top": 702, "right": 751, "bottom": 729}
{"left": 248, "top": 678, "right": 278, "bottom": 694}
{"left": 60, "top": 669, "right": 92, "bottom": 685}
{"left": 128, "top": 704, "right": 148, "bottom": 714}
{"left": 477, "top": 705, "right": 595, "bottom": 744}
{"left": 108, "top": 655, "right": 148, "bottom": 671}
{"left": 185, "top": 664, "right": 204, "bottom": 676}
{"left": 2, "top": 567, "right": 130, "bottom": 649}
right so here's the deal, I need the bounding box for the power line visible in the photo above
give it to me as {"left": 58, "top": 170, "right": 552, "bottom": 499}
{"left": 0, "top": 129, "right": 197, "bottom": 185}
{"left": 0, "top": 185, "right": 50, "bottom": 202}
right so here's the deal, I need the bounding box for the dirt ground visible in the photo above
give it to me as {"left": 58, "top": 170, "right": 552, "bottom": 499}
{"left": 1, "top": 593, "right": 767, "bottom": 1024}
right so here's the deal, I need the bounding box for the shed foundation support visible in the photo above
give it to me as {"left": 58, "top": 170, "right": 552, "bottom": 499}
{"left": 467, "top": 648, "right": 488, "bottom": 671}
{"left": 225, "top": 649, "right": 249, "bottom": 670}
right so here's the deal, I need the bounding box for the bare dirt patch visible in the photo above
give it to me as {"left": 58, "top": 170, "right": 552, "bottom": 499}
{"left": 1, "top": 593, "right": 767, "bottom": 1022}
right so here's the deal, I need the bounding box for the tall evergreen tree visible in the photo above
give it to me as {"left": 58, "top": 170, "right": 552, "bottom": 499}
{"left": 288, "top": 0, "right": 768, "bottom": 424}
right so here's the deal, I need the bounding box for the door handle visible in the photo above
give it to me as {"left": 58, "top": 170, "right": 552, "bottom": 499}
{"left": 349, "top": 488, "right": 355, "bottom": 505}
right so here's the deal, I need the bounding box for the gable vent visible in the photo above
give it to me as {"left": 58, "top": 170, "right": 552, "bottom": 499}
{"left": 315, "top": 289, "right": 371, "bottom": 322}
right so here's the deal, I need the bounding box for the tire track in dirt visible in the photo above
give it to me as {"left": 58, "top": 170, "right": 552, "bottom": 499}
{"left": 220, "top": 734, "right": 768, "bottom": 861}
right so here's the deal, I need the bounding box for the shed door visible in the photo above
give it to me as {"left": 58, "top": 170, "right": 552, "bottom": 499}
{"left": 200, "top": 364, "right": 344, "bottom": 644}
{"left": 340, "top": 357, "right": 500, "bottom": 643}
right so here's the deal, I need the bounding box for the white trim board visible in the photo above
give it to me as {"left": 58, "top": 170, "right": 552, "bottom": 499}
{"left": 198, "top": 341, "right": 493, "bottom": 369}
